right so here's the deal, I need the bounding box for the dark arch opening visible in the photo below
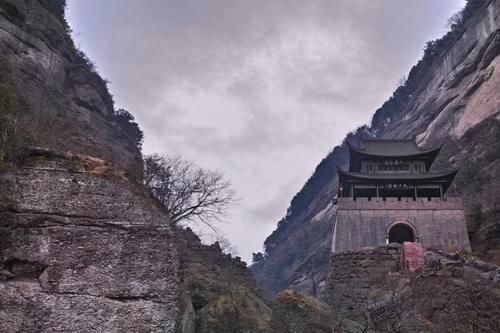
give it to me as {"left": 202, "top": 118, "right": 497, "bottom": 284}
{"left": 388, "top": 224, "right": 415, "bottom": 244}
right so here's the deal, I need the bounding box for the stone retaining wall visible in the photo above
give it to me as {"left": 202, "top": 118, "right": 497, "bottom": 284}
{"left": 325, "top": 245, "right": 401, "bottom": 315}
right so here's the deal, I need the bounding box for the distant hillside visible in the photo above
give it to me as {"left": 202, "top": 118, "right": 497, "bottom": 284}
{"left": 253, "top": 0, "right": 500, "bottom": 296}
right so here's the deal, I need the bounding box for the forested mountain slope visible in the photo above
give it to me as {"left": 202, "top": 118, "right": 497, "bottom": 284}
{"left": 253, "top": 0, "right": 500, "bottom": 296}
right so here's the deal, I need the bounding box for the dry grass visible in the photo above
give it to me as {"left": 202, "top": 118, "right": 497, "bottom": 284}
{"left": 192, "top": 283, "right": 272, "bottom": 332}
{"left": 276, "top": 289, "right": 323, "bottom": 310}
{"left": 67, "top": 153, "right": 128, "bottom": 180}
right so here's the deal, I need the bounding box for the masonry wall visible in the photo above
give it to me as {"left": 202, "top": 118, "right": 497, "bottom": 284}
{"left": 325, "top": 244, "right": 500, "bottom": 330}
{"left": 332, "top": 197, "right": 471, "bottom": 252}
{"left": 326, "top": 245, "right": 401, "bottom": 315}
{"left": 0, "top": 156, "right": 179, "bottom": 332}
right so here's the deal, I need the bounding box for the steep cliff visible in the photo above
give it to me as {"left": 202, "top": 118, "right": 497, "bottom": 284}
{"left": 0, "top": 0, "right": 141, "bottom": 170}
{"left": 0, "top": 153, "right": 179, "bottom": 332}
{"left": 253, "top": 0, "right": 500, "bottom": 296}
{"left": 0, "top": 2, "right": 271, "bottom": 332}
{"left": 0, "top": 1, "right": 179, "bottom": 332}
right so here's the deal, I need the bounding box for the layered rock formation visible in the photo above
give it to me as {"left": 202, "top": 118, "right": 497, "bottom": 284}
{"left": 254, "top": 0, "right": 500, "bottom": 295}
{"left": 0, "top": 1, "right": 179, "bottom": 331}
{"left": 0, "top": 154, "right": 179, "bottom": 332}
{"left": 1, "top": 2, "right": 271, "bottom": 332}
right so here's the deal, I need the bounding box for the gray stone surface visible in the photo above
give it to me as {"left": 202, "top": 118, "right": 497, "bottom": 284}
{"left": 0, "top": 0, "right": 141, "bottom": 170}
{"left": 326, "top": 246, "right": 401, "bottom": 315}
{"left": 325, "top": 245, "right": 500, "bottom": 332}
{"left": 332, "top": 197, "right": 471, "bottom": 253}
{"left": 0, "top": 1, "right": 179, "bottom": 331}
{"left": 0, "top": 157, "right": 179, "bottom": 332}
{"left": 425, "top": 248, "right": 500, "bottom": 283}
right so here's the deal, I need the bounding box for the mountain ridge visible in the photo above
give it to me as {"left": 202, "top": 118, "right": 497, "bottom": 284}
{"left": 253, "top": 0, "right": 500, "bottom": 296}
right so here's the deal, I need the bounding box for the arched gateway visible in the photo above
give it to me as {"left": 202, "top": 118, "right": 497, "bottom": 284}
{"left": 388, "top": 223, "right": 415, "bottom": 244}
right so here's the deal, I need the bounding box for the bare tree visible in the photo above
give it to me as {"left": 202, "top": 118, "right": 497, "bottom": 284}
{"left": 361, "top": 286, "right": 425, "bottom": 333}
{"left": 143, "top": 154, "right": 236, "bottom": 228}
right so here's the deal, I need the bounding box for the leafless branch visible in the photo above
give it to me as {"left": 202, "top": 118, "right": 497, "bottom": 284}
{"left": 143, "top": 154, "right": 236, "bottom": 227}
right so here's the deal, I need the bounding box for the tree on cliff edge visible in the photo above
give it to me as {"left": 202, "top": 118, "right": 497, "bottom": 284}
{"left": 143, "top": 154, "right": 235, "bottom": 228}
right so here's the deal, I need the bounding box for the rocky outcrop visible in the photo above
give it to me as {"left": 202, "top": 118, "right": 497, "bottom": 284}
{"left": 176, "top": 227, "right": 271, "bottom": 333}
{"left": 0, "top": 0, "right": 141, "bottom": 170}
{"left": 1, "top": 2, "right": 272, "bottom": 331}
{"left": 0, "top": 1, "right": 182, "bottom": 331}
{"left": 0, "top": 155, "right": 179, "bottom": 332}
{"left": 264, "top": 246, "right": 500, "bottom": 332}
{"left": 254, "top": 0, "right": 500, "bottom": 295}
{"left": 425, "top": 248, "right": 500, "bottom": 283}
{"left": 324, "top": 245, "right": 500, "bottom": 332}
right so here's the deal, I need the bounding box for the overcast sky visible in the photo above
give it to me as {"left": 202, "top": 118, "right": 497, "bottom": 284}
{"left": 67, "top": 0, "right": 465, "bottom": 262}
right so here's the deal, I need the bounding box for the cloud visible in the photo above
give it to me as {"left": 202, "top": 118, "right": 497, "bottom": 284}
{"left": 244, "top": 177, "right": 300, "bottom": 223}
{"left": 67, "top": 0, "right": 465, "bottom": 261}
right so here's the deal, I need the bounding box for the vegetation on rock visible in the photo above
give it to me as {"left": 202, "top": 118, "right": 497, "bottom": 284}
{"left": 176, "top": 227, "right": 271, "bottom": 333}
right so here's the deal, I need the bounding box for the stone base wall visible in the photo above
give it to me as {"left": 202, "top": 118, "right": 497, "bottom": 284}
{"left": 332, "top": 197, "right": 471, "bottom": 253}
{"left": 325, "top": 245, "right": 401, "bottom": 315}
{"left": 0, "top": 157, "right": 179, "bottom": 332}
{"left": 325, "top": 244, "right": 500, "bottom": 331}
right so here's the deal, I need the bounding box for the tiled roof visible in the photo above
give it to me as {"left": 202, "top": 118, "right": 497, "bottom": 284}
{"left": 360, "top": 139, "right": 422, "bottom": 155}
{"left": 338, "top": 170, "right": 457, "bottom": 181}
{"left": 348, "top": 139, "right": 440, "bottom": 157}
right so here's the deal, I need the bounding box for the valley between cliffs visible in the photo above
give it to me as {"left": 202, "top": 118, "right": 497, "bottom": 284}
{"left": 0, "top": 0, "right": 500, "bottom": 332}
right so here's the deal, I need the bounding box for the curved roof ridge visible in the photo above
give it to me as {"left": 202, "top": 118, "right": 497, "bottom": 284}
{"left": 361, "top": 138, "right": 415, "bottom": 142}
{"left": 338, "top": 169, "right": 458, "bottom": 180}
{"left": 347, "top": 139, "right": 440, "bottom": 156}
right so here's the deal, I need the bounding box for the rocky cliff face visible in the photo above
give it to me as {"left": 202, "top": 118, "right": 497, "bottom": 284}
{"left": 0, "top": 1, "right": 179, "bottom": 331}
{"left": 0, "top": 154, "right": 179, "bottom": 332}
{"left": 0, "top": 3, "right": 271, "bottom": 332}
{"left": 0, "top": 0, "right": 141, "bottom": 170}
{"left": 254, "top": 0, "right": 500, "bottom": 296}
